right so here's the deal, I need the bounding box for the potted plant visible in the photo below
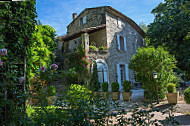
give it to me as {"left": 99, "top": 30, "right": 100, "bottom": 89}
{"left": 184, "top": 87, "right": 190, "bottom": 104}
{"left": 122, "top": 80, "right": 132, "bottom": 101}
{"left": 46, "top": 85, "right": 56, "bottom": 105}
{"left": 89, "top": 45, "right": 98, "bottom": 52}
{"left": 99, "top": 82, "right": 109, "bottom": 99}
{"left": 111, "top": 82, "right": 120, "bottom": 100}
{"left": 166, "top": 83, "right": 179, "bottom": 104}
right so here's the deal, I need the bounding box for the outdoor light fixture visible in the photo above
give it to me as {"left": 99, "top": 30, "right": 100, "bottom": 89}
{"left": 153, "top": 72, "right": 159, "bottom": 104}
{"left": 153, "top": 72, "right": 157, "bottom": 79}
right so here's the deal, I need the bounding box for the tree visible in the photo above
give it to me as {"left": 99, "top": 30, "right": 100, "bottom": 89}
{"left": 28, "top": 24, "right": 56, "bottom": 78}
{"left": 139, "top": 22, "right": 148, "bottom": 33}
{"left": 0, "top": 1, "right": 37, "bottom": 125}
{"left": 147, "top": 0, "right": 190, "bottom": 78}
{"left": 89, "top": 61, "right": 100, "bottom": 91}
{"left": 129, "top": 47, "right": 178, "bottom": 99}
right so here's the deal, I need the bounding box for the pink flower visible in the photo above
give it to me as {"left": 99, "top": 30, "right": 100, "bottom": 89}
{"left": 0, "top": 61, "right": 3, "bottom": 66}
{"left": 19, "top": 77, "right": 25, "bottom": 83}
{"left": 0, "top": 49, "right": 7, "bottom": 56}
{"left": 40, "top": 66, "right": 46, "bottom": 72}
{"left": 50, "top": 64, "right": 58, "bottom": 71}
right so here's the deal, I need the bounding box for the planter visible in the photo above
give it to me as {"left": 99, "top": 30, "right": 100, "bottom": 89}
{"left": 166, "top": 92, "right": 179, "bottom": 104}
{"left": 111, "top": 92, "right": 120, "bottom": 100}
{"left": 122, "top": 91, "right": 132, "bottom": 101}
{"left": 99, "top": 92, "right": 109, "bottom": 99}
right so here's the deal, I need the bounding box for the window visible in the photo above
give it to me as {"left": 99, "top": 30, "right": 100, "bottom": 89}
{"left": 79, "top": 18, "right": 83, "bottom": 26}
{"left": 117, "top": 35, "right": 127, "bottom": 51}
{"left": 117, "top": 18, "right": 122, "bottom": 28}
{"left": 120, "top": 65, "right": 126, "bottom": 87}
{"left": 79, "top": 16, "right": 87, "bottom": 26}
{"left": 97, "top": 62, "right": 108, "bottom": 84}
{"left": 120, "top": 36, "right": 124, "bottom": 51}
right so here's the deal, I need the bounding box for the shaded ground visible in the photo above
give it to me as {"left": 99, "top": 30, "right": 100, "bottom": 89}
{"left": 114, "top": 88, "right": 190, "bottom": 125}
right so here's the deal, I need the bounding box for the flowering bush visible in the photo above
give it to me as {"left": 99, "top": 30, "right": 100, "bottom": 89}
{"left": 40, "top": 66, "right": 46, "bottom": 72}
{"left": 0, "top": 48, "right": 7, "bottom": 56}
{"left": 50, "top": 64, "right": 58, "bottom": 71}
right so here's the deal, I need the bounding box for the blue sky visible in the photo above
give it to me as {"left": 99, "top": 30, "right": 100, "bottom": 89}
{"left": 36, "top": 0, "right": 163, "bottom": 36}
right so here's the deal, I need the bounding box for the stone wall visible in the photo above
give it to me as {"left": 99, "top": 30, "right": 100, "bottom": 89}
{"left": 67, "top": 7, "right": 106, "bottom": 35}
{"left": 104, "top": 12, "right": 144, "bottom": 85}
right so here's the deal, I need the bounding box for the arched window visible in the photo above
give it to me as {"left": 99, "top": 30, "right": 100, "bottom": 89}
{"left": 97, "top": 62, "right": 108, "bottom": 84}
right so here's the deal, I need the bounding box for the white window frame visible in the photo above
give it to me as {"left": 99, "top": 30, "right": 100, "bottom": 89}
{"left": 117, "top": 18, "right": 122, "bottom": 28}
{"left": 117, "top": 34, "right": 127, "bottom": 51}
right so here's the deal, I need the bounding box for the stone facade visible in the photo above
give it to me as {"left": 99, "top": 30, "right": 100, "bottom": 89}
{"left": 58, "top": 6, "right": 145, "bottom": 92}
{"left": 67, "top": 7, "right": 106, "bottom": 35}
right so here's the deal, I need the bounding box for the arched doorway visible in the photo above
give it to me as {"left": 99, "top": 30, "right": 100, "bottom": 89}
{"left": 96, "top": 59, "right": 109, "bottom": 90}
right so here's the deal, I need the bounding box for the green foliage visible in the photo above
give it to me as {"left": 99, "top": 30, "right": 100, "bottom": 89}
{"left": 0, "top": 1, "right": 37, "bottom": 125}
{"left": 99, "top": 46, "right": 107, "bottom": 50}
{"left": 28, "top": 24, "right": 56, "bottom": 78}
{"left": 184, "top": 87, "right": 190, "bottom": 104}
{"left": 166, "top": 83, "right": 176, "bottom": 93}
{"left": 123, "top": 80, "right": 131, "bottom": 92}
{"left": 129, "top": 46, "right": 179, "bottom": 99}
{"left": 111, "top": 82, "right": 119, "bottom": 92}
{"left": 66, "top": 84, "right": 92, "bottom": 106}
{"left": 90, "top": 61, "right": 100, "bottom": 91}
{"left": 47, "top": 85, "right": 56, "bottom": 96}
{"left": 89, "top": 45, "right": 98, "bottom": 51}
{"left": 68, "top": 46, "right": 89, "bottom": 85}
{"left": 64, "top": 67, "right": 78, "bottom": 84}
{"left": 26, "top": 106, "right": 65, "bottom": 125}
{"left": 147, "top": 0, "right": 190, "bottom": 79}
{"left": 102, "top": 82, "right": 108, "bottom": 92}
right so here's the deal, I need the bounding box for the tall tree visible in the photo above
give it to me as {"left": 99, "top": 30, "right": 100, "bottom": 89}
{"left": 129, "top": 46, "right": 178, "bottom": 99}
{"left": 147, "top": 0, "right": 190, "bottom": 78}
{"left": 28, "top": 24, "right": 56, "bottom": 78}
{"left": 0, "top": 1, "right": 37, "bottom": 125}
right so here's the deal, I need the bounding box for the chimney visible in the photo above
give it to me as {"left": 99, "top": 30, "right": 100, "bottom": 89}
{"left": 72, "top": 13, "right": 77, "bottom": 20}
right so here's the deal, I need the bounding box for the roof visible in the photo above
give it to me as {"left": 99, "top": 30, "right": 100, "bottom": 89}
{"left": 58, "top": 6, "right": 146, "bottom": 41}
{"left": 61, "top": 24, "right": 106, "bottom": 41}
{"left": 106, "top": 6, "right": 146, "bottom": 38}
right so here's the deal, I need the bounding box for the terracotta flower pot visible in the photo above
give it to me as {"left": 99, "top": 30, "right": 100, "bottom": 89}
{"left": 111, "top": 92, "right": 120, "bottom": 100}
{"left": 122, "top": 91, "right": 132, "bottom": 101}
{"left": 99, "top": 92, "right": 109, "bottom": 99}
{"left": 166, "top": 92, "right": 179, "bottom": 104}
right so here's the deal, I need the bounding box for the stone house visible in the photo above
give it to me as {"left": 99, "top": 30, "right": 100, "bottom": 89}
{"left": 56, "top": 6, "right": 145, "bottom": 92}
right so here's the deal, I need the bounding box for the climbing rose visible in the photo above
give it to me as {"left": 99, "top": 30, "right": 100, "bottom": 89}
{"left": 0, "top": 49, "right": 7, "bottom": 56}
{"left": 19, "top": 77, "right": 25, "bottom": 83}
{"left": 40, "top": 66, "right": 46, "bottom": 72}
{"left": 0, "top": 61, "right": 3, "bottom": 66}
{"left": 50, "top": 64, "right": 58, "bottom": 71}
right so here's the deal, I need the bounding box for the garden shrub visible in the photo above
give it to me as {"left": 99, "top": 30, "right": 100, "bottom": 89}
{"left": 184, "top": 87, "right": 190, "bottom": 104}
{"left": 123, "top": 80, "right": 131, "bottom": 92}
{"left": 90, "top": 61, "right": 100, "bottom": 91}
{"left": 129, "top": 46, "right": 179, "bottom": 100}
{"left": 102, "top": 82, "right": 108, "bottom": 92}
{"left": 111, "top": 82, "right": 119, "bottom": 92}
{"left": 47, "top": 85, "right": 56, "bottom": 96}
{"left": 66, "top": 84, "right": 92, "bottom": 106}
{"left": 26, "top": 106, "right": 65, "bottom": 125}
{"left": 166, "top": 83, "right": 176, "bottom": 93}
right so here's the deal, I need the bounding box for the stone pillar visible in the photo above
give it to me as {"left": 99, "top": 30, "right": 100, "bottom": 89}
{"left": 81, "top": 33, "right": 89, "bottom": 53}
